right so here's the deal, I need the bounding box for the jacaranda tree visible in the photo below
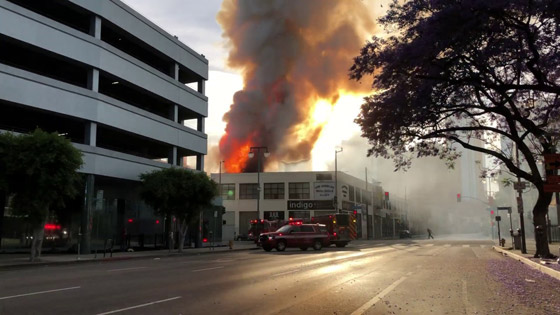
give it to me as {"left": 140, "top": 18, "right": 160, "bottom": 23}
{"left": 350, "top": 0, "right": 560, "bottom": 257}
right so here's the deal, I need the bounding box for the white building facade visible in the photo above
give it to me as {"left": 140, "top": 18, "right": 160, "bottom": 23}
{"left": 211, "top": 171, "right": 408, "bottom": 241}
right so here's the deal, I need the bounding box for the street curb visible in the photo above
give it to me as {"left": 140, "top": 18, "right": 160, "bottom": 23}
{"left": 0, "top": 246, "right": 257, "bottom": 271}
{"left": 493, "top": 246, "right": 560, "bottom": 281}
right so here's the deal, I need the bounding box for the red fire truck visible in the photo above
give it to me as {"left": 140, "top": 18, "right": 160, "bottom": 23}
{"left": 247, "top": 219, "right": 284, "bottom": 242}
{"left": 311, "top": 213, "right": 356, "bottom": 247}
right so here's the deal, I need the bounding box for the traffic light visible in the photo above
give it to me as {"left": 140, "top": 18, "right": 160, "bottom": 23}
{"left": 384, "top": 192, "right": 389, "bottom": 200}
{"left": 457, "top": 193, "right": 461, "bottom": 202}
{"left": 490, "top": 210, "right": 494, "bottom": 215}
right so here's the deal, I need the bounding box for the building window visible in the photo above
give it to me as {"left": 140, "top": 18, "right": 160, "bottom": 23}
{"left": 316, "top": 173, "right": 332, "bottom": 181}
{"left": 356, "top": 189, "right": 362, "bottom": 203}
{"left": 289, "top": 182, "right": 310, "bottom": 199}
{"left": 220, "top": 184, "right": 235, "bottom": 200}
{"left": 239, "top": 183, "right": 258, "bottom": 199}
{"left": 362, "top": 190, "right": 371, "bottom": 204}
{"left": 264, "top": 183, "right": 285, "bottom": 199}
{"left": 349, "top": 185, "right": 355, "bottom": 202}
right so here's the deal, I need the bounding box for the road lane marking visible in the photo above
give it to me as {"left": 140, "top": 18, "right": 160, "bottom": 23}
{"left": 107, "top": 267, "right": 147, "bottom": 272}
{"left": 350, "top": 275, "right": 408, "bottom": 315}
{"left": 425, "top": 244, "right": 434, "bottom": 247}
{"left": 95, "top": 296, "right": 181, "bottom": 315}
{"left": 0, "top": 286, "right": 81, "bottom": 300}
{"left": 444, "top": 244, "right": 451, "bottom": 247}
{"left": 272, "top": 269, "right": 301, "bottom": 277}
{"left": 480, "top": 245, "right": 487, "bottom": 248}
{"left": 462, "top": 245, "right": 470, "bottom": 248}
{"left": 462, "top": 279, "right": 476, "bottom": 314}
{"left": 192, "top": 266, "right": 224, "bottom": 272}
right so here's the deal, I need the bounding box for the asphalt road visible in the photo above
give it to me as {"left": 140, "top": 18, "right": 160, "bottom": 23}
{"left": 0, "top": 239, "right": 553, "bottom": 314}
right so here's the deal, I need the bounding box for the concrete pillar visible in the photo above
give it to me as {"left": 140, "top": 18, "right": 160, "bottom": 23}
{"left": 168, "top": 146, "right": 177, "bottom": 166}
{"left": 197, "top": 117, "right": 205, "bottom": 133}
{"left": 169, "top": 104, "right": 178, "bottom": 123}
{"left": 89, "top": 16, "right": 102, "bottom": 39}
{"left": 87, "top": 69, "right": 99, "bottom": 92}
{"left": 80, "top": 174, "right": 95, "bottom": 254}
{"left": 173, "top": 63, "right": 180, "bottom": 81}
{"left": 196, "top": 154, "right": 204, "bottom": 171}
{"left": 198, "top": 79, "right": 205, "bottom": 95}
{"left": 84, "top": 122, "right": 97, "bottom": 146}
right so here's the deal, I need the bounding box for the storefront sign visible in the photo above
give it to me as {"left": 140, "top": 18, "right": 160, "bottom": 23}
{"left": 314, "top": 182, "right": 335, "bottom": 200}
{"left": 287, "top": 200, "right": 334, "bottom": 210}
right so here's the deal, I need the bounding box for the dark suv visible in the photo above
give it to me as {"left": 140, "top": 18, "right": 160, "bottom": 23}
{"left": 258, "top": 222, "right": 330, "bottom": 251}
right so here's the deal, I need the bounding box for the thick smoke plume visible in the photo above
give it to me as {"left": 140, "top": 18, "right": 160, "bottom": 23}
{"left": 217, "top": 0, "right": 374, "bottom": 172}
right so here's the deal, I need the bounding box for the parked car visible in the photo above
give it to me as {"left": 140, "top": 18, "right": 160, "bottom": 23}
{"left": 399, "top": 230, "right": 412, "bottom": 238}
{"left": 258, "top": 221, "right": 330, "bottom": 251}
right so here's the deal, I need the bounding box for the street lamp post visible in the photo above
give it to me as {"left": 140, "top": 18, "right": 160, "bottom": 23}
{"left": 249, "top": 147, "right": 269, "bottom": 219}
{"left": 335, "top": 147, "right": 343, "bottom": 213}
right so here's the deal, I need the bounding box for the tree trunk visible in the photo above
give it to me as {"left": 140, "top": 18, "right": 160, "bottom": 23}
{"left": 533, "top": 190, "right": 553, "bottom": 258}
{"left": 177, "top": 220, "right": 188, "bottom": 253}
{"left": 29, "top": 221, "right": 46, "bottom": 262}
{"left": 0, "top": 191, "right": 6, "bottom": 249}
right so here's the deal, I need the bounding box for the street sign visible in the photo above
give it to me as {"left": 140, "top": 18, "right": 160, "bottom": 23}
{"left": 513, "top": 182, "right": 527, "bottom": 190}
{"left": 544, "top": 154, "right": 560, "bottom": 170}
{"left": 495, "top": 216, "right": 501, "bottom": 221}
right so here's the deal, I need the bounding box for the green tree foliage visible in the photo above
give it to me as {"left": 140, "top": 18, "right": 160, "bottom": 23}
{"left": 140, "top": 167, "right": 217, "bottom": 252}
{"left": 350, "top": 0, "right": 560, "bottom": 257}
{"left": 2, "top": 129, "right": 83, "bottom": 260}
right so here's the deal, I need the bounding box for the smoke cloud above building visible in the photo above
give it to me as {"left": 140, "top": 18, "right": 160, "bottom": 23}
{"left": 217, "top": 0, "right": 376, "bottom": 172}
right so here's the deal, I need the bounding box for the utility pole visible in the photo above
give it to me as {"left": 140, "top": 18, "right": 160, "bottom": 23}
{"left": 334, "top": 147, "right": 343, "bottom": 213}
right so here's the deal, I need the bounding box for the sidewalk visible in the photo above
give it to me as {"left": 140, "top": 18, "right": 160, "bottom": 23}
{"left": 493, "top": 239, "right": 560, "bottom": 281}
{"left": 0, "top": 241, "right": 259, "bottom": 270}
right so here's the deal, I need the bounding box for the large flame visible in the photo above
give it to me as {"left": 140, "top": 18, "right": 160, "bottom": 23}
{"left": 217, "top": 0, "right": 377, "bottom": 173}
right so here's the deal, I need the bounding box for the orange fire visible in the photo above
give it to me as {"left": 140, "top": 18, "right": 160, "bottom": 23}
{"left": 220, "top": 134, "right": 252, "bottom": 173}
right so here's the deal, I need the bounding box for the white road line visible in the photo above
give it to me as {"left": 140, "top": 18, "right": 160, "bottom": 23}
{"left": 95, "top": 296, "right": 181, "bottom": 315}
{"left": 0, "top": 286, "right": 81, "bottom": 300}
{"left": 350, "top": 276, "right": 408, "bottom": 315}
{"left": 462, "top": 279, "right": 476, "bottom": 314}
{"left": 192, "top": 266, "right": 224, "bottom": 272}
{"left": 480, "top": 245, "right": 486, "bottom": 248}
{"left": 425, "top": 244, "right": 434, "bottom": 247}
{"left": 107, "top": 267, "right": 147, "bottom": 272}
{"left": 462, "top": 245, "right": 470, "bottom": 248}
{"left": 272, "top": 269, "right": 300, "bottom": 277}
{"left": 444, "top": 244, "right": 451, "bottom": 247}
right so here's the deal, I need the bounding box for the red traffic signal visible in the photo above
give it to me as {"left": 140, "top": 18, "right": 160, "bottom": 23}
{"left": 457, "top": 193, "right": 461, "bottom": 202}
{"left": 490, "top": 210, "right": 494, "bottom": 215}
